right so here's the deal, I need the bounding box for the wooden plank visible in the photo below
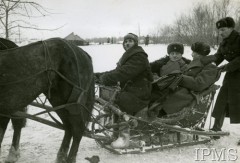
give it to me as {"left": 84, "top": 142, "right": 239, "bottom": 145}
{"left": 13, "top": 111, "right": 64, "bottom": 130}
{"left": 30, "top": 102, "right": 52, "bottom": 110}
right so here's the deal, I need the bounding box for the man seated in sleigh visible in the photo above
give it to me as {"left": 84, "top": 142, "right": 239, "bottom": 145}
{"left": 148, "top": 42, "right": 219, "bottom": 118}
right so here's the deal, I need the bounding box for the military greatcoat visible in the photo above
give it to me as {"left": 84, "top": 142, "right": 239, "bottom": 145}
{"left": 162, "top": 58, "right": 219, "bottom": 114}
{"left": 212, "top": 30, "right": 240, "bottom": 123}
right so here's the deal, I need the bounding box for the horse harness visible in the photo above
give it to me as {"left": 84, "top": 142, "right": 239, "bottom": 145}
{"left": 0, "top": 40, "right": 93, "bottom": 125}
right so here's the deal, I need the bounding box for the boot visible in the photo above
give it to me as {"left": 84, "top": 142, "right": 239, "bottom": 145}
{"left": 210, "top": 116, "right": 225, "bottom": 140}
{"left": 209, "top": 127, "right": 222, "bottom": 140}
{"left": 111, "top": 126, "right": 130, "bottom": 149}
{"left": 237, "top": 139, "right": 240, "bottom": 146}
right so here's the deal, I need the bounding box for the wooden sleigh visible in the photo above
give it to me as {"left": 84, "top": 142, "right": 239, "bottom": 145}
{"left": 90, "top": 82, "right": 230, "bottom": 155}
{"left": 10, "top": 80, "right": 230, "bottom": 155}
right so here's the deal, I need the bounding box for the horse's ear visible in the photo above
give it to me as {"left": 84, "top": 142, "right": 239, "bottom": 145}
{"left": 0, "top": 38, "right": 18, "bottom": 50}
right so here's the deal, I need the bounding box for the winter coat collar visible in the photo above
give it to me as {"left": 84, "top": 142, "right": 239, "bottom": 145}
{"left": 187, "top": 56, "right": 212, "bottom": 70}
{"left": 221, "top": 30, "right": 239, "bottom": 46}
{"left": 186, "top": 58, "right": 204, "bottom": 70}
{"left": 117, "top": 46, "right": 147, "bottom": 67}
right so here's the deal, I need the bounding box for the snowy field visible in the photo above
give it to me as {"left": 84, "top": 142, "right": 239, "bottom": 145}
{"left": 1, "top": 44, "right": 240, "bottom": 163}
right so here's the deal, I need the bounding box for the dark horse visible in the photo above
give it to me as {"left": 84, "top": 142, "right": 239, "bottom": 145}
{"left": 0, "top": 38, "right": 95, "bottom": 163}
{"left": 0, "top": 38, "right": 28, "bottom": 163}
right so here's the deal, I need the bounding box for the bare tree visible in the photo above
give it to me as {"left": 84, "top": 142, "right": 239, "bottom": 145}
{"left": 148, "top": 24, "right": 162, "bottom": 44}
{"left": 172, "top": 13, "right": 196, "bottom": 45}
{"left": 158, "top": 25, "right": 174, "bottom": 43}
{"left": 0, "top": 0, "right": 61, "bottom": 41}
{"left": 134, "top": 0, "right": 240, "bottom": 47}
{"left": 150, "top": 0, "right": 240, "bottom": 47}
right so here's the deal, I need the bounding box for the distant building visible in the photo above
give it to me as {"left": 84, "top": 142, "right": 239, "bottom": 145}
{"left": 64, "top": 32, "right": 89, "bottom": 46}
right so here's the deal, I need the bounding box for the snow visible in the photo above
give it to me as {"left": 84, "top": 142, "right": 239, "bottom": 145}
{"left": 1, "top": 44, "right": 240, "bottom": 163}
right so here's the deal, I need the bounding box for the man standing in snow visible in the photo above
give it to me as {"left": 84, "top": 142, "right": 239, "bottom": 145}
{"left": 203, "top": 17, "right": 240, "bottom": 144}
{"left": 95, "top": 33, "right": 153, "bottom": 148}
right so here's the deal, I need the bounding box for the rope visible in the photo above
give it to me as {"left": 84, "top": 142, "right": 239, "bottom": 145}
{"left": 33, "top": 103, "right": 77, "bottom": 116}
{"left": 42, "top": 40, "right": 53, "bottom": 99}
{"left": 48, "top": 112, "right": 64, "bottom": 128}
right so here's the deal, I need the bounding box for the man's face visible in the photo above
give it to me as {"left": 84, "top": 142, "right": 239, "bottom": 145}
{"left": 219, "top": 27, "right": 233, "bottom": 39}
{"left": 124, "top": 39, "right": 135, "bottom": 50}
{"left": 169, "top": 51, "right": 182, "bottom": 62}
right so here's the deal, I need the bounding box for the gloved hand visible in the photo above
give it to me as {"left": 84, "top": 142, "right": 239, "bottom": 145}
{"left": 217, "top": 64, "right": 228, "bottom": 72}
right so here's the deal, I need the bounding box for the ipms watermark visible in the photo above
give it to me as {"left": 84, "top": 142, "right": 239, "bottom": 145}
{"left": 195, "top": 148, "right": 238, "bottom": 161}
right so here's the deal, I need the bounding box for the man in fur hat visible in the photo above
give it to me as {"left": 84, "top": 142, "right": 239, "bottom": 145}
{"left": 148, "top": 43, "right": 190, "bottom": 113}
{"left": 203, "top": 17, "right": 240, "bottom": 144}
{"left": 95, "top": 33, "right": 153, "bottom": 148}
{"left": 151, "top": 42, "right": 190, "bottom": 78}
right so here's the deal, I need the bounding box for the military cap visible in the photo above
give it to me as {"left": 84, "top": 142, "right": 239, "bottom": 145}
{"left": 167, "top": 43, "right": 184, "bottom": 54}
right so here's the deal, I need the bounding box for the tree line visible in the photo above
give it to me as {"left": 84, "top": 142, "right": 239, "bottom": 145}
{"left": 150, "top": 0, "right": 240, "bottom": 48}
{"left": 85, "top": 0, "right": 240, "bottom": 47}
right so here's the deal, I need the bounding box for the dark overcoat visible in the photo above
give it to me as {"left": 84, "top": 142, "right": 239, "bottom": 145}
{"left": 99, "top": 45, "right": 153, "bottom": 115}
{"left": 212, "top": 30, "right": 240, "bottom": 123}
{"left": 149, "top": 56, "right": 191, "bottom": 103}
{"left": 162, "top": 58, "right": 219, "bottom": 114}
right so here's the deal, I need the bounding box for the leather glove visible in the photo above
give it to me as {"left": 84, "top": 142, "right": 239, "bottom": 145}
{"left": 217, "top": 64, "right": 228, "bottom": 72}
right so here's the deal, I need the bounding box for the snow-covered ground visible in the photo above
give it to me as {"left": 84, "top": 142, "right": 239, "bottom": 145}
{"left": 1, "top": 44, "right": 240, "bottom": 163}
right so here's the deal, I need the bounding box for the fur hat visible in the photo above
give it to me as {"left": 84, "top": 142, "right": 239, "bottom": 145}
{"left": 191, "top": 42, "right": 210, "bottom": 56}
{"left": 123, "top": 33, "right": 138, "bottom": 44}
{"left": 216, "top": 17, "right": 235, "bottom": 29}
{"left": 167, "top": 43, "right": 184, "bottom": 54}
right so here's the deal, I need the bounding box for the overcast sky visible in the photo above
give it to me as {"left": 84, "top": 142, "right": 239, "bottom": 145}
{"left": 26, "top": 0, "right": 209, "bottom": 39}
